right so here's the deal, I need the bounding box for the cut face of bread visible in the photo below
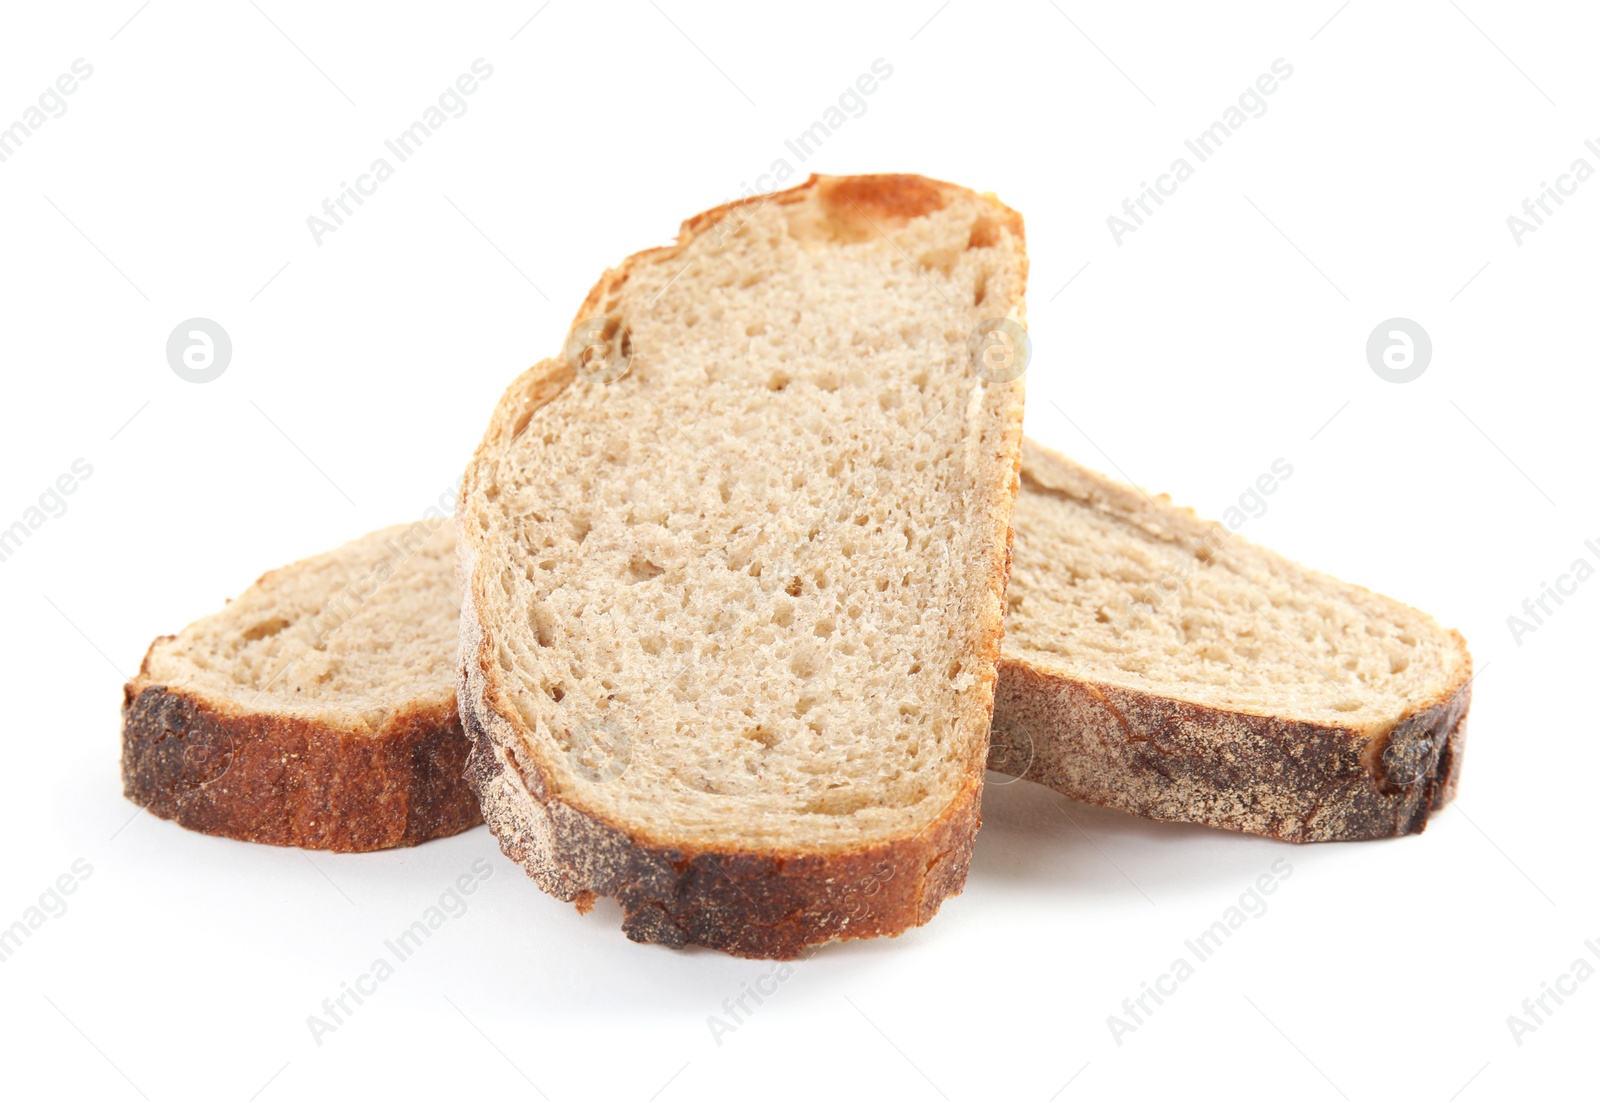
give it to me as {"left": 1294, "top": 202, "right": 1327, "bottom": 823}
{"left": 991, "top": 440, "right": 1471, "bottom": 842}
{"left": 458, "top": 175, "right": 1028, "bottom": 958}
{"left": 122, "top": 520, "right": 481, "bottom": 852}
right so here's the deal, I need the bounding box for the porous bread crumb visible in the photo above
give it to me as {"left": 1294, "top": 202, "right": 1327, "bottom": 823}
{"left": 1002, "top": 441, "right": 1468, "bottom": 729}
{"left": 142, "top": 520, "right": 458, "bottom": 732}
{"left": 461, "top": 176, "right": 1028, "bottom": 854}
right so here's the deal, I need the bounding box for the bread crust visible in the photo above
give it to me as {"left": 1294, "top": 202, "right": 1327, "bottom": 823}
{"left": 992, "top": 655, "right": 1469, "bottom": 842}
{"left": 456, "top": 174, "right": 1026, "bottom": 957}
{"left": 122, "top": 651, "right": 481, "bottom": 852}
{"left": 991, "top": 441, "right": 1472, "bottom": 843}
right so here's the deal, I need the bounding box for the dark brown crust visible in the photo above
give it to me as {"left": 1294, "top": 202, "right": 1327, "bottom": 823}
{"left": 121, "top": 666, "right": 482, "bottom": 852}
{"left": 990, "top": 442, "right": 1473, "bottom": 843}
{"left": 457, "top": 174, "right": 1026, "bottom": 957}
{"left": 991, "top": 659, "right": 1469, "bottom": 843}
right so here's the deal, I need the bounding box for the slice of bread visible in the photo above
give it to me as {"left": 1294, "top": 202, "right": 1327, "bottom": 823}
{"left": 122, "top": 520, "right": 481, "bottom": 852}
{"left": 991, "top": 440, "right": 1472, "bottom": 842}
{"left": 457, "top": 175, "right": 1028, "bottom": 958}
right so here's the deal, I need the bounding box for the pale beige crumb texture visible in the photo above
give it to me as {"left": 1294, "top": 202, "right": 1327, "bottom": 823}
{"left": 461, "top": 176, "right": 1028, "bottom": 856}
{"left": 1002, "top": 441, "right": 1468, "bottom": 730}
{"left": 142, "top": 520, "right": 458, "bottom": 731}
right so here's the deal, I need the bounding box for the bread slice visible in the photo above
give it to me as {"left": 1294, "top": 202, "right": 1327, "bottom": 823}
{"left": 991, "top": 440, "right": 1472, "bottom": 842}
{"left": 457, "top": 175, "right": 1028, "bottom": 958}
{"left": 122, "top": 520, "right": 481, "bottom": 852}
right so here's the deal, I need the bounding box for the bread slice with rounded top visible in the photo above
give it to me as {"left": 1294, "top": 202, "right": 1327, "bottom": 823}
{"left": 121, "top": 520, "right": 481, "bottom": 852}
{"left": 991, "top": 439, "right": 1472, "bottom": 842}
{"left": 457, "top": 174, "right": 1029, "bottom": 958}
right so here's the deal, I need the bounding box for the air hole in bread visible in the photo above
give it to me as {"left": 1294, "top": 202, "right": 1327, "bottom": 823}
{"left": 531, "top": 607, "right": 555, "bottom": 648}
{"left": 241, "top": 617, "right": 290, "bottom": 642}
{"left": 789, "top": 648, "right": 820, "bottom": 679}
{"left": 743, "top": 725, "right": 778, "bottom": 749}
{"left": 628, "top": 557, "right": 664, "bottom": 582}
{"left": 968, "top": 215, "right": 999, "bottom": 249}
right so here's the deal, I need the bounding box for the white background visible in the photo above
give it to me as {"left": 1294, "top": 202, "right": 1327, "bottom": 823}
{"left": 0, "top": 2, "right": 1594, "bottom": 1100}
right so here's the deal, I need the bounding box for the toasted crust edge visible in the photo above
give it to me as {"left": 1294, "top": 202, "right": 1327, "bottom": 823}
{"left": 456, "top": 173, "right": 1025, "bottom": 957}
{"left": 121, "top": 654, "right": 481, "bottom": 853}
